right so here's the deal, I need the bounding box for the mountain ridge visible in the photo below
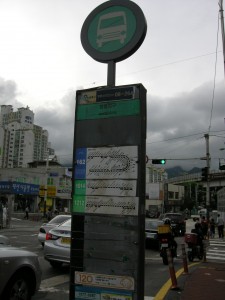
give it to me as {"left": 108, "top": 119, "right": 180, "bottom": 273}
{"left": 165, "top": 166, "right": 201, "bottom": 178}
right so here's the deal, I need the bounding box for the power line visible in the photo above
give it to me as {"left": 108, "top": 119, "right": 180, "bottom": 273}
{"left": 147, "top": 129, "right": 225, "bottom": 145}
{"left": 82, "top": 51, "right": 222, "bottom": 88}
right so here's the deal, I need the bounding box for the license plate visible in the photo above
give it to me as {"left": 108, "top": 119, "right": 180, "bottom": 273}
{"left": 161, "top": 243, "right": 168, "bottom": 247}
{"left": 61, "top": 237, "right": 71, "bottom": 244}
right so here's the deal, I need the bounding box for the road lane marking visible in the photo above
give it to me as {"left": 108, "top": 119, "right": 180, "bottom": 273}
{"left": 153, "top": 262, "right": 200, "bottom": 300}
{"left": 40, "top": 275, "right": 154, "bottom": 299}
{"left": 40, "top": 274, "right": 69, "bottom": 289}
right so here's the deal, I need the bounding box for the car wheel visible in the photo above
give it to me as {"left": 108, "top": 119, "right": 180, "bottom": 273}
{"left": 50, "top": 261, "right": 63, "bottom": 268}
{"left": 2, "top": 272, "right": 32, "bottom": 300}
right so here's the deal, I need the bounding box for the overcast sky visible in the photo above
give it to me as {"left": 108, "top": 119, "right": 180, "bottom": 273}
{"left": 0, "top": 0, "right": 225, "bottom": 171}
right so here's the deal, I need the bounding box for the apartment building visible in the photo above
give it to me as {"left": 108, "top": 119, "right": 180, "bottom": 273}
{"left": 145, "top": 164, "right": 184, "bottom": 213}
{"left": 0, "top": 105, "right": 49, "bottom": 168}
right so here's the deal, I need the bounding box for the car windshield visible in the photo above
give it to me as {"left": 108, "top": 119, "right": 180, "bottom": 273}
{"left": 145, "top": 220, "right": 162, "bottom": 230}
{"left": 48, "top": 215, "right": 70, "bottom": 224}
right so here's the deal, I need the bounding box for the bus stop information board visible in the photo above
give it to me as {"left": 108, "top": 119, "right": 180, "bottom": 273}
{"left": 71, "top": 1, "right": 147, "bottom": 299}
{"left": 71, "top": 84, "right": 146, "bottom": 300}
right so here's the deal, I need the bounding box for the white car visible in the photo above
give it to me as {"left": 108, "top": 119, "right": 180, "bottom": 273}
{"left": 0, "top": 244, "right": 42, "bottom": 299}
{"left": 44, "top": 218, "right": 71, "bottom": 268}
{"left": 145, "top": 218, "right": 164, "bottom": 249}
{"left": 38, "top": 214, "right": 71, "bottom": 247}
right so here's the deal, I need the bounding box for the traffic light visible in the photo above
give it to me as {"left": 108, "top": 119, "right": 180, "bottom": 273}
{"left": 201, "top": 167, "right": 208, "bottom": 181}
{"left": 152, "top": 159, "right": 166, "bottom": 165}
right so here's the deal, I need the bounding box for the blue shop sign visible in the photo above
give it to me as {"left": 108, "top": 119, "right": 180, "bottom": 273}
{"left": 0, "top": 181, "right": 40, "bottom": 195}
{"left": 0, "top": 181, "right": 11, "bottom": 193}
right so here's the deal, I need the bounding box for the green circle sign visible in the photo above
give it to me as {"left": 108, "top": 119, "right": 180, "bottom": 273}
{"left": 81, "top": 0, "right": 147, "bottom": 63}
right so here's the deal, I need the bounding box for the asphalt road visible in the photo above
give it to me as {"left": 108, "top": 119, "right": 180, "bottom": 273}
{"left": 1, "top": 217, "right": 194, "bottom": 300}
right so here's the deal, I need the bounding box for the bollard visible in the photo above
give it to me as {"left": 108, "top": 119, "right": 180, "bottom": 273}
{"left": 166, "top": 248, "right": 179, "bottom": 290}
{"left": 181, "top": 244, "right": 189, "bottom": 274}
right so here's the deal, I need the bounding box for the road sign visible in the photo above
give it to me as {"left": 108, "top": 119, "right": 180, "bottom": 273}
{"left": 81, "top": 0, "right": 147, "bottom": 63}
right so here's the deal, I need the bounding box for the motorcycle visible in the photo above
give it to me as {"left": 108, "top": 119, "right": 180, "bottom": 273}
{"left": 158, "top": 225, "right": 177, "bottom": 265}
{"left": 184, "top": 233, "right": 203, "bottom": 262}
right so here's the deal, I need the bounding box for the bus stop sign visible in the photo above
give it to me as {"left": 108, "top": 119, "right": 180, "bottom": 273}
{"left": 81, "top": 0, "right": 147, "bottom": 63}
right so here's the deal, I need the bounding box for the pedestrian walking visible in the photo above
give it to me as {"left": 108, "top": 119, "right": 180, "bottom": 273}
{"left": 47, "top": 208, "right": 52, "bottom": 221}
{"left": 24, "top": 206, "right": 29, "bottom": 220}
{"left": 201, "top": 216, "right": 209, "bottom": 239}
{"left": 209, "top": 218, "right": 215, "bottom": 238}
{"left": 217, "top": 214, "right": 224, "bottom": 238}
{"left": 2, "top": 205, "right": 7, "bottom": 228}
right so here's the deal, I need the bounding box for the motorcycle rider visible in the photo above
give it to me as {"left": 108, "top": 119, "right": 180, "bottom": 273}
{"left": 164, "top": 218, "right": 178, "bottom": 256}
{"left": 191, "top": 222, "right": 204, "bottom": 254}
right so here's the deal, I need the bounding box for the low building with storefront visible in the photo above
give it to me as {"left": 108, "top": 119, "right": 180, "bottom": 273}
{"left": 0, "top": 163, "right": 72, "bottom": 224}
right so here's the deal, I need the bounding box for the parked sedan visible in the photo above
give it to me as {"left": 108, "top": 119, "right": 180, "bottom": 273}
{"left": 44, "top": 218, "right": 71, "bottom": 268}
{"left": 0, "top": 244, "right": 42, "bottom": 300}
{"left": 38, "top": 214, "right": 71, "bottom": 246}
{"left": 145, "top": 218, "right": 164, "bottom": 249}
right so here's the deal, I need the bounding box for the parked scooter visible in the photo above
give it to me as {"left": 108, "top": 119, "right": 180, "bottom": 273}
{"left": 184, "top": 232, "right": 203, "bottom": 262}
{"left": 158, "top": 219, "right": 177, "bottom": 265}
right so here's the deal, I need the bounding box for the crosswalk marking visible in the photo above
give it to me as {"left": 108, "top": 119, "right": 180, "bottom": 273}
{"left": 210, "top": 242, "right": 225, "bottom": 246}
{"left": 209, "top": 249, "right": 225, "bottom": 255}
{"left": 206, "top": 238, "right": 225, "bottom": 262}
{"left": 206, "top": 256, "right": 225, "bottom": 261}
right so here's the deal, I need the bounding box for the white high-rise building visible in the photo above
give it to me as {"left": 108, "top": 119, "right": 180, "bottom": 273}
{"left": 0, "top": 105, "right": 50, "bottom": 168}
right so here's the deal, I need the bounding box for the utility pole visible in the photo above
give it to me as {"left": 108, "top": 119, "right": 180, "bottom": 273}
{"left": 204, "top": 134, "right": 211, "bottom": 217}
{"left": 219, "top": 0, "right": 225, "bottom": 77}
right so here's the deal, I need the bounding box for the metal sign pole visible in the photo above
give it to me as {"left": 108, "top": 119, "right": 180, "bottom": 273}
{"left": 107, "top": 61, "right": 116, "bottom": 87}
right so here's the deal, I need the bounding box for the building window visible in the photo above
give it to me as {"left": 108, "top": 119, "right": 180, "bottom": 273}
{"left": 168, "top": 191, "right": 174, "bottom": 199}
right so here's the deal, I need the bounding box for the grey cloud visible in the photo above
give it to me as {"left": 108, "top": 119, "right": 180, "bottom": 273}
{"left": 0, "top": 77, "right": 23, "bottom": 107}
{"left": 35, "top": 90, "right": 76, "bottom": 165}
{"left": 147, "top": 80, "right": 225, "bottom": 170}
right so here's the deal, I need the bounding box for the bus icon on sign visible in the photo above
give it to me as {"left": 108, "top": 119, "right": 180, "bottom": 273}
{"left": 96, "top": 11, "right": 127, "bottom": 47}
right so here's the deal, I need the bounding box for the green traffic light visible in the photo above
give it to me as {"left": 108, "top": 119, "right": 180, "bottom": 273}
{"left": 152, "top": 159, "right": 166, "bottom": 164}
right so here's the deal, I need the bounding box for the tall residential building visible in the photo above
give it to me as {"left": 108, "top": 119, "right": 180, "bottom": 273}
{"left": 0, "top": 105, "right": 50, "bottom": 168}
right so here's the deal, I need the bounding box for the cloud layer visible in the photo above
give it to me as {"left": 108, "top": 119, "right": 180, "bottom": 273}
{"left": 1, "top": 77, "right": 224, "bottom": 171}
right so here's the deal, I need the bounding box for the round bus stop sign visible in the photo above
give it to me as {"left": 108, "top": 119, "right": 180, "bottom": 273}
{"left": 81, "top": 0, "right": 147, "bottom": 63}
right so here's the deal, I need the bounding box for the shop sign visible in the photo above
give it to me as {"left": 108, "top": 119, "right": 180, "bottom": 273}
{"left": 0, "top": 181, "right": 39, "bottom": 195}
